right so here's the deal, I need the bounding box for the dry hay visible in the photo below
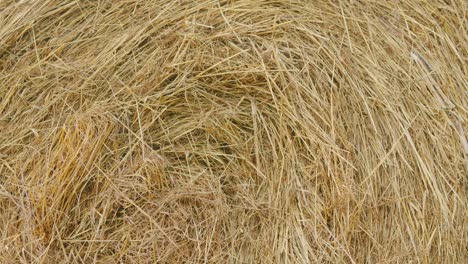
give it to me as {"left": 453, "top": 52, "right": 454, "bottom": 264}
{"left": 0, "top": 0, "right": 467, "bottom": 263}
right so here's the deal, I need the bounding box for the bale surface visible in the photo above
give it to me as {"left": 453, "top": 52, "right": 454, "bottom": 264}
{"left": 0, "top": 0, "right": 467, "bottom": 263}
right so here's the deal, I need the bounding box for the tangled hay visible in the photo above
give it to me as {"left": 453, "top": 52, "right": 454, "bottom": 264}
{"left": 0, "top": 0, "right": 467, "bottom": 263}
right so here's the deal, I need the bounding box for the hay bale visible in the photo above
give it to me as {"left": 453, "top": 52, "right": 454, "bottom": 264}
{"left": 0, "top": 0, "right": 466, "bottom": 263}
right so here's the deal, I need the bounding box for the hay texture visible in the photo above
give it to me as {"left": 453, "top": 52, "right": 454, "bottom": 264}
{"left": 0, "top": 0, "right": 467, "bottom": 263}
